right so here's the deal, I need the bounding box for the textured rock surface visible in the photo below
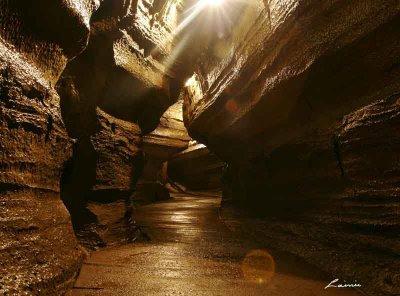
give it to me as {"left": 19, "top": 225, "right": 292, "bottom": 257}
{"left": 85, "top": 110, "right": 144, "bottom": 247}
{"left": 56, "top": 0, "right": 191, "bottom": 248}
{"left": 2, "top": 0, "right": 400, "bottom": 295}
{"left": 185, "top": 0, "right": 400, "bottom": 145}
{"left": 183, "top": 1, "right": 400, "bottom": 295}
{"left": 339, "top": 94, "right": 400, "bottom": 200}
{"left": 58, "top": 0, "right": 185, "bottom": 135}
{"left": 0, "top": 0, "right": 98, "bottom": 84}
{"left": 60, "top": 108, "right": 143, "bottom": 243}
{"left": 92, "top": 109, "right": 143, "bottom": 194}
{"left": 1, "top": 0, "right": 187, "bottom": 293}
{"left": 0, "top": 11, "right": 86, "bottom": 293}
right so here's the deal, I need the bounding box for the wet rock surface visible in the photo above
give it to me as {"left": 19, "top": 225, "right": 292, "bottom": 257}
{"left": 0, "top": 0, "right": 97, "bottom": 84}
{"left": 1, "top": 0, "right": 188, "bottom": 293}
{"left": 91, "top": 109, "right": 143, "bottom": 194}
{"left": 58, "top": 0, "right": 184, "bottom": 135}
{"left": 1, "top": 0, "right": 400, "bottom": 295}
{"left": 0, "top": 26, "right": 84, "bottom": 295}
{"left": 60, "top": 108, "right": 144, "bottom": 249}
{"left": 55, "top": 0, "right": 191, "bottom": 249}
{"left": 53, "top": 0, "right": 192, "bottom": 253}
{"left": 182, "top": 1, "right": 400, "bottom": 295}
{"left": 185, "top": 0, "right": 400, "bottom": 140}
{"left": 338, "top": 94, "right": 400, "bottom": 199}
{"left": 137, "top": 100, "right": 191, "bottom": 202}
{"left": 68, "top": 194, "right": 360, "bottom": 296}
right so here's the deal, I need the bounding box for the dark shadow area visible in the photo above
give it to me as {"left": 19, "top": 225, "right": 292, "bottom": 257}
{"left": 60, "top": 138, "right": 98, "bottom": 230}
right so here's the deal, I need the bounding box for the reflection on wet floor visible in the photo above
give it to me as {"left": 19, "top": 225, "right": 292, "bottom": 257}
{"left": 68, "top": 193, "right": 360, "bottom": 296}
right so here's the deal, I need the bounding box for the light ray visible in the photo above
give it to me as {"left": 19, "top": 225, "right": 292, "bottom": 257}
{"left": 150, "top": 0, "right": 239, "bottom": 75}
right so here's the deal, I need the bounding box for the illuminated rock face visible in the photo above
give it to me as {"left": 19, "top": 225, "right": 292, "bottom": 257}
{"left": 58, "top": 0, "right": 184, "bottom": 135}
{"left": 91, "top": 109, "right": 143, "bottom": 194}
{"left": 0, "top": 0, "right": 98, "bottom": 84}
{"left": 59, "top": 108, "right": 145, "bottom": 249}
{"left": 56, "top": 0, "right": 188, "bottom": 235}
{"left": 2, "top": 0, "right": 400, "bottom": 294}
{"left": 0, "top": 59, "right": 84, "bottom": 296}
{"left": 0, "top": 1, "right": 95, "bottom": 294}
{"left": 0, "top": 0, "right": 186, "bottom": 293}
{"left": 183, "top": 0, "right": 400, "bottom": 294}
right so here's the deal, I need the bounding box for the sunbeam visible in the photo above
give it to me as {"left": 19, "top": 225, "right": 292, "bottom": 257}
{"left": 149, "top": 0, "right": 236, "bottom": 73}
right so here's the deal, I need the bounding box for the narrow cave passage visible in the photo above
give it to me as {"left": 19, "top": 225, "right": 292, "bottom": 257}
{"left": 69, "top": 194, "right": 360, "bottom": 296}
{"left": 65, "top": 105, "right": 357, "bottom": 296}
{"left": 1, "top": 0, "right": 399, "bottom": 295}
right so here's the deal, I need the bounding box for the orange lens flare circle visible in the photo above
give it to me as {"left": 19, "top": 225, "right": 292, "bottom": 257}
{"left": 242, "top": 249, "right": 276, "bottom": 285}
{"left": 224, "top": 99, "right": 238, "bottom": 113}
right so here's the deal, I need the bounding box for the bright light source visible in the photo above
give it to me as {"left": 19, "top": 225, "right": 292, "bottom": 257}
{"left": 185, "top": 75, "right": 197, "bottom": 87}
{"left": 200, "top": 0, "right": 224, "bottom": 7}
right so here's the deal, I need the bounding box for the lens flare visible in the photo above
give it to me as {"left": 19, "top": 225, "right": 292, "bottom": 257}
{"left": 242, "top": 249, "right": 275, "bottom": 285}
{"left": 224, "top": 99, "right": 238, "bottom": 114}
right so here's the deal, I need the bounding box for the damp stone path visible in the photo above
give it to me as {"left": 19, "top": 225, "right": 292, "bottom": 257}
{"left": 68, "top": 193, "right": 361, "bottom": 296}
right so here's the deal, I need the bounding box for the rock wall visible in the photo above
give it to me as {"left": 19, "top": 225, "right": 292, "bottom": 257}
{"left": 59, "top": 108, "right": 143, "bottom": 247}
{"left": 0, "top": 0, "right": 188, "bottom": 293}
{"left": 56, "top": 0, "right": 188, "bottom": 246}
{"left": 0, "top": 57, "right": 84, "bottom": 295}
{"left": 183, "top": 1, "right": 400, "bottom": 295}
{"left": 0, "top": 1, "right": 97, "bottom": 293}
{"left": 56, "top": 0, "right": 193, "bottom": 247}
{"left": 136, "top": 100, "right": 191, "bottom": 202}
{"left": 0, "top": 0, "right": 98, "bottom": 84}
{"left": 3, "top": 0, "right": 399, "bottom": 294}
{"left": 92, "top": 109, "right": 143, "bottom": 195}
{"left": 58, "top": 0, "right": 185, "bottom": 135}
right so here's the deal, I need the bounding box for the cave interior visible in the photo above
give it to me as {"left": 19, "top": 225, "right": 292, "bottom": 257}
{"left": 0, "top": 0, "right": 399, "bottom": 295}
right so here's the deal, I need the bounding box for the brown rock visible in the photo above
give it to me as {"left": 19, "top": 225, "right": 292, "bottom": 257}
{"left": 92, "top": 109, "right": 143, "bottom": 193}
{"left": 182, "top": 1, "right": 400, "bottom": 295}
{"left": 0, "top": 36, "right": 84, "bottom": 295}
{"left": 0, "top": 0, "right": 98, "bottom": 84}
{"left": 339, "top": 94, "right": 400, "bottom": 199}
{"left": 59, "top": 108, "right": 144, "bottom": 246}
{"left": 137, "top": 100, "right": 191, "bottom": 202}
{"left": 184, "top": 0, "right": 400, "bottom": 149}
{"left": 58, "top": 0, "right": 186, "bottom": 135}
{"left": 56, "top": 0, "right": 189, "bottom": 247}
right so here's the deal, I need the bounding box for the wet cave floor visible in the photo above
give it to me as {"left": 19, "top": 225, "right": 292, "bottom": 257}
{"left": 68, "top": 193, "right": 360, "bottom": 296}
